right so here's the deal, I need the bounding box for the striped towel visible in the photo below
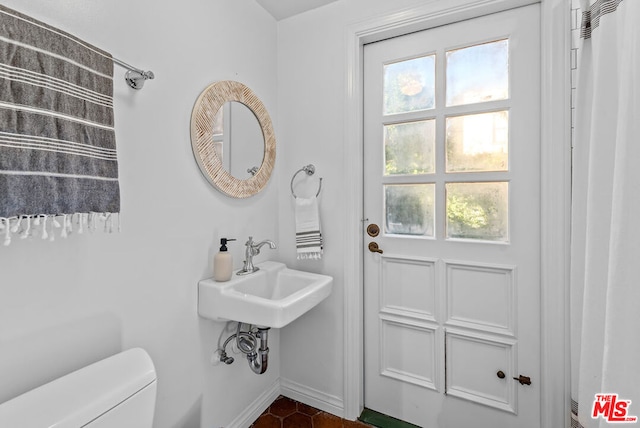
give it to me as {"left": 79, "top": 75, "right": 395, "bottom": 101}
{"left": 295, "top": 197, "right": 323, "bottom": 260}
{"left": 0, "top": 5, "right": 119, "bottom": 245}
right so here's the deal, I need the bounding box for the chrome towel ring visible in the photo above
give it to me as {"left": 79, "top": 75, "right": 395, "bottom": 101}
{"left": 290, "top": 164, "right": 322, "bottom": 198}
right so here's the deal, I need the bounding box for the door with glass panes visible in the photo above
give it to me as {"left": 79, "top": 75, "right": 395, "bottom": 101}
{"left": 363, "top": 5, "right": 541, "bottom": 427}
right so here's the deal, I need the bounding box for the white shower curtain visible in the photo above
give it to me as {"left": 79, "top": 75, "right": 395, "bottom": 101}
{"left": 571, "top": 0, "right": 640, "bottom": 427}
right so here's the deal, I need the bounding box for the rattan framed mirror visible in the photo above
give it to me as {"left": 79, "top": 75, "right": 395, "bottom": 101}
{"left": 190, "top": 81, "right": 276, "bottom": 198}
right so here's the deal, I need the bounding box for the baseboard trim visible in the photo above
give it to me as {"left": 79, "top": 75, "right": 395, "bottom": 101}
{"left": 226, "top": 379, "right": 281, "bottom": 428}
{"left": 225, "top": 377, "right": 346, "bottom": 427}
{"left": 280, "top": 377, "right": 345, "bottom": 419}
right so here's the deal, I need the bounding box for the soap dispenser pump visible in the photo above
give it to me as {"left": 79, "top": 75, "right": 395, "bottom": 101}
{"left": 214, "top": 238, "right": 236, "bottom": 282}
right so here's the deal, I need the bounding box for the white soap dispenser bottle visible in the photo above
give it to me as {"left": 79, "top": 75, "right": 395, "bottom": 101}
{"left": 214, "top": 238, "right": 235, "bottom": 282}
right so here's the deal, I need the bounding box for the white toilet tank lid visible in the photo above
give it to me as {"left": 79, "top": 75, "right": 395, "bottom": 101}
{"left": 0, "top": 347, "right": 156, "bottom": 427}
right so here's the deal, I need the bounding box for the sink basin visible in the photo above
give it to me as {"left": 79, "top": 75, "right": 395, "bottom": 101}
{"left": 198, "top": 261, "right": 332, "bottom": 328}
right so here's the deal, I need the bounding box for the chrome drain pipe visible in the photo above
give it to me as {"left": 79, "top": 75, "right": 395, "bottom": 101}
{"left": 217, "top": 323, "right": 270, "bottom": 374}
{"left": 247, "top": 327, "right": 270, "bottom": 375}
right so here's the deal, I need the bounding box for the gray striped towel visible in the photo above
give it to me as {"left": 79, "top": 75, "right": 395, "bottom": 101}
{"left": 0, "top": 5, "right": 119, "bottom": 245}
{"left": 295, "top": 197, "right": 323, "bottom": 260}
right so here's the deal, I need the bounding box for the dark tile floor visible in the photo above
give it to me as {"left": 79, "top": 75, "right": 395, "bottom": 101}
{"left": 250, "top": 395, "right": 373, "bottom": 428}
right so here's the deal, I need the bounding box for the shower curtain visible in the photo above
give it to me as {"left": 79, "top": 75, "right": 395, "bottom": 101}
{"left": 571, "top": 0, "right": 640, "bottom": 427}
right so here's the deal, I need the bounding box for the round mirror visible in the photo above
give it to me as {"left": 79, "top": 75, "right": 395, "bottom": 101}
{"left": 212, "top": 101, "right": 264, "bottom": 179}
{"left": 191, "top": 81, "right": 276, "bottom": 198}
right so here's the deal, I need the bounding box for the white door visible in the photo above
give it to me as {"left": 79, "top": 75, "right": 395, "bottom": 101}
{"left": 363, "top": 5, "right": 541, "bottom": 427}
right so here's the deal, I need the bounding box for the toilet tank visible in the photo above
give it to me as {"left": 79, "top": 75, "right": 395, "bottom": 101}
{"left": 0, "top": 348, "right": 157, "bottom": 428}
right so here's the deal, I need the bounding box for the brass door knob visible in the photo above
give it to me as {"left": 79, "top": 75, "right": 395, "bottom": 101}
{"left": 367, "top": 223, "right": 380, "bottom": 237}
{"left": 368, "top": 242, "right": 383, "bottom": 254}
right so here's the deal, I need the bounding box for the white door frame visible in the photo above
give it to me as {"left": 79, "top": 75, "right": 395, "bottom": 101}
{"left": 342, "top": 1, "right": 571, "bottom": 427}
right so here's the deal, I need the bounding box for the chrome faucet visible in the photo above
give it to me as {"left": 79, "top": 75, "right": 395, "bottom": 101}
{"left": 237, "top": 236, "right": 277, "bottom": 275}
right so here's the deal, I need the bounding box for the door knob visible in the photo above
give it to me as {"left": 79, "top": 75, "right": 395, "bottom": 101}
{"left": 367, "top": 223, "right": 380, "bottom": 237}
{"left": 368, "top": 242, "right": 383, "bottom": 254}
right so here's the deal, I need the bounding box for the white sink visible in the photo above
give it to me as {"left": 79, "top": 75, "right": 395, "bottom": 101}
{"left": 198, "top": 261, "right": 332, "bottom": 328}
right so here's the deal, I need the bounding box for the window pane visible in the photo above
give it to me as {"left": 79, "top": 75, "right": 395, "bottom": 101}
{"left": 385, "top": 184, "right": 435, "bottom": 237}
{"left": 384, "top": 120, "right": 435, "bottom": 176}
{"left": 446, "top": 182, "right": 508, "bottom": 242}
{"left": 384, "top": 55, "right": 435, "bottom": 115}
{"left": 446, "top": 111, "right": 509, "bottom": 172}
{"left": 446, "top": 39, "right": 509, "bottom": 106}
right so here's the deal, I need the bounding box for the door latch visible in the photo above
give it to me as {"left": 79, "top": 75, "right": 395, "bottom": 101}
{"left": 368, "top": 242, "right": 383, "bottom": 254}
{"left": 513, "top": 374, "right": 532, "bottom": 386}
{"left": 497, "top": 371, "right": 531, "bottom": 386}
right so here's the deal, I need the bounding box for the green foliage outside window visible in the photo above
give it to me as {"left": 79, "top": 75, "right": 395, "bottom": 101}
{"left": 384, "top": 121, "right": 435, "bottom": 176}
{"left": 446, "top": 183, "right": 508, "bottom": 241}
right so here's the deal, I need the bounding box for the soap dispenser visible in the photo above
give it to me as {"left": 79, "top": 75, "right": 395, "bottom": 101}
{"left": 214, "top": 238, "right": 236, "bottom": 282}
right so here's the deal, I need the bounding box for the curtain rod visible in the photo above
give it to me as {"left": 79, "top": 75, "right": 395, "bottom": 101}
{"left": 112, "top": 57, "right": 155, "bottom": 90}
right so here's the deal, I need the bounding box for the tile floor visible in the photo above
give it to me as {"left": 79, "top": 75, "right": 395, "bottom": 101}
{"left": 250, "top": 396, "right": 373, "bottom": 428}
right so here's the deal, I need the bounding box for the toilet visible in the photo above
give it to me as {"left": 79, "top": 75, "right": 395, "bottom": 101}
{"left": 0, "top": 348, "right": 157, "bottom": 427}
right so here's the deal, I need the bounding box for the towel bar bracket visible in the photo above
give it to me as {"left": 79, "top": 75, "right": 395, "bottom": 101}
{"left": 124, "top": 69, "right": 155, "bottom": 90}
{"left": 113, "top": 57, "right": 155, "bottom": 90}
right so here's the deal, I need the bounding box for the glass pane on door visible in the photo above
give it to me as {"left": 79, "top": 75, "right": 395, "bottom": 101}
{"left": 446, "top": 40, "right": 509, "bottom": 106}
{"left": 384, "top": 55, "right": 436, "bottom": 115}
{"left": 384, "top": 120, "right": 436, "bottom": 175}
{"left": 385, "top": 184, "right": 435, "bottom": 236}
{"left": 446, "top": 182, "right": 509, "bottom": 241}
{"left": 446, "top": 111, "right": 509, "bottom": 172}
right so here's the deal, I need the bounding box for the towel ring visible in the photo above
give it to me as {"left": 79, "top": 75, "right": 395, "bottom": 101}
{"left": 291, "top": 164, "right": 323, "bottom": 198}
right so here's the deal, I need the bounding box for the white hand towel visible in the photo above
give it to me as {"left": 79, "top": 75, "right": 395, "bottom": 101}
{"left": 295, "top": 197, "right": 323, "bottom": 260}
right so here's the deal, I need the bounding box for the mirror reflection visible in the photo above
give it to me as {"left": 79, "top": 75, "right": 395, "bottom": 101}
{"left": 212, "top": 102, "right": 265, "bottom": 179}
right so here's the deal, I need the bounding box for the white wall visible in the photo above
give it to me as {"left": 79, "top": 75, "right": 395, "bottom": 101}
{"left": 275, "top": 0, "right": 457, "bottom": 415}
{"left": 0, "top": 1, "right": 280, "bottom": 427}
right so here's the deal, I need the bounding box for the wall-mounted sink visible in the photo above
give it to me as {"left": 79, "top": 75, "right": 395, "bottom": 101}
{"left": 198, "top": 261, "right": 332, "bottom": 328}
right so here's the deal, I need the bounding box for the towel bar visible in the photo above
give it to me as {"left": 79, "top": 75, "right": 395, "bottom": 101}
{"left": 290, "top": 164, "right": 322, "bottom": 199}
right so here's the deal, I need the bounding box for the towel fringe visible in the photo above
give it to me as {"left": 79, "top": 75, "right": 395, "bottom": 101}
{"left": 60, "top": 215, "right": 68, "bottom": 238}
{"left": 78, "top": 213, "right": 85, "bottom": 234}
{"left": 0, "top": 212, "right": 120, "bottom": 246}
{"left": 1, "top": 217, "right": 11, "bottom": 246}
{"left": 11, "top": 217, "right": 22, "bottom": 233}
{"left": 297, "top": 252, "right": 323, "bottom": 260}
{"left": 20, "top": 216, "right": 31, "bottom": 239}
{"left": 42, "top": 216, "right": 49, "bottom": 240}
